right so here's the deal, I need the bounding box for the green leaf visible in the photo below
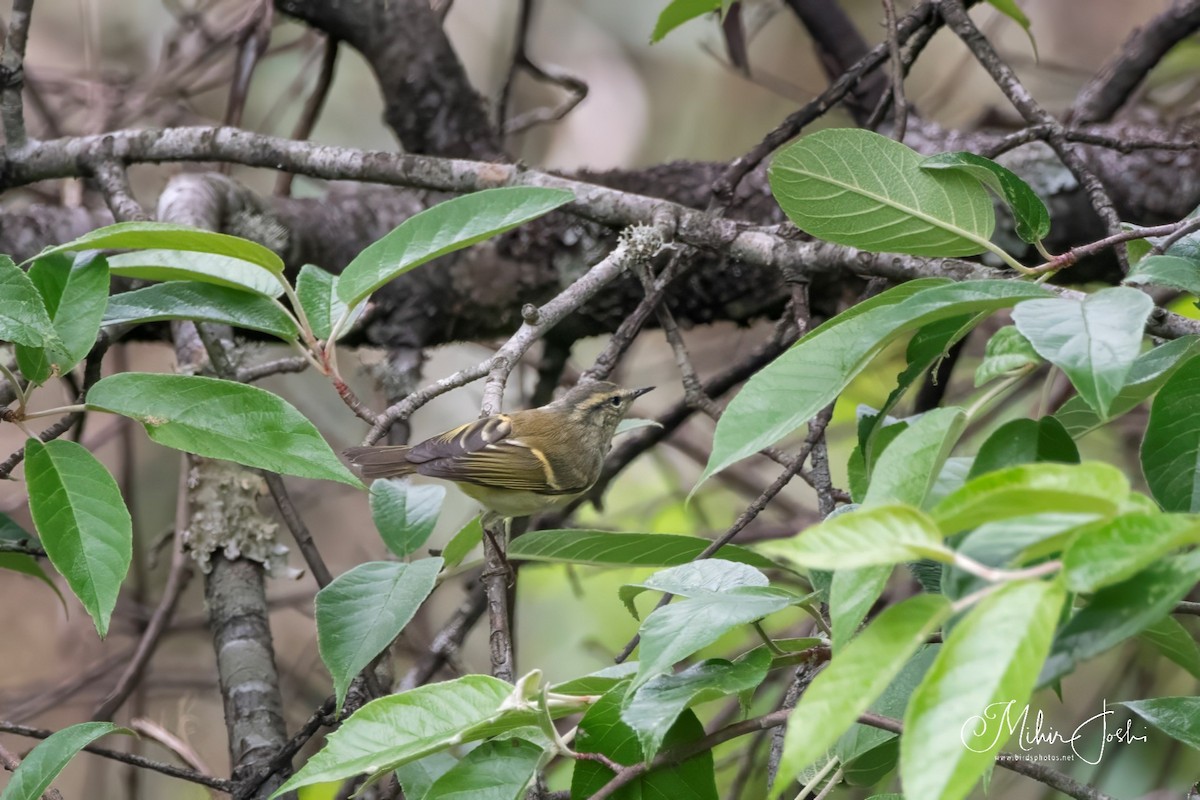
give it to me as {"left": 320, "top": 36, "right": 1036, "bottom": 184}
{"left": 296, "top": 263, "right": 364, "bottom": 341}
{"left": 1125, "top": 254, "right": 1200, "bottom": 295}
{"left": 941, "top": 513, "right": 1095, "bottom": 601}
{"left": 758, "top": 504, "right": 953, "bottom": 570}
{"left": 702, "top": 279, "right": 1049, "bottom": 484}
{"left": 102, "top": 281, "right": 300, "bottom": 340}
{"left": 369, "top": 479, "right": 445, "bottom": 558}
{"left": 864, "top": 407, "right": 967, "bottom": 508}
{"left": 921, "top": 151, "right": 1050, "bottom": 243}
{"left": 623, "top": 649, "right": 771, "bottom": 761}
{"left": 317, "top": 558, "right": 443, "bottom": 714}
{"left": 0, "top": 722, "right": 130, "bottom": 800}
{"left": 835, "top": 647, "right": 938, "bottom": 780}
{"left": 986, "top": 0, "right": 1037, "bottom": 58}
{"left": 829, "top": 566, "right": 891, "bottom": 651}
{"left": 634, "top": 586, "right": 798, "bottom": 692}
{"left": 33, "top": 221, "right": 285, "bottom": 273}
{"left": 1040, "top": 550, "right": 1200, "bottom": 685}
{"left": 902, "top": 580, "right": 1065, "bottom": 800}
{"left": 860, "top": 314, "right": 979, "bottom": 474}
{"left": 620, "top": 560, "right": 767, "bottom": 616}
{"left": 272, "top": 675, "right": 535, "bottom": 796}
{"left": 0, "top": 255, "right": 61, "bottom": 349}
{"left": 87, "top": 373, "right": 361, "bottom": 487}
{"left": 974, "top": 325, "right": 1040, "bottom": 387}
{"left": 337, "top": 188, "right": 574, "bottom": 308}
{"left": 1012, "top": 287, "right": 1153, "bottom": 418}
{"left": 967, "top": 416, "right": 1079, "bottom": 479}
{"left": 1140, "top": 615, "right": 1200, "bottom": 680}
{"left": 508, "top": 530, "right": 777, "bottom": 570}
{"left": 1118, "top": 697, "right": 1200, "bottom": 750}
{"left": 394, "top": 752, "right": 458, "bottom": 800}
{"left": 0, "top": 512, "right": 64, "bottom": 607}
{"left": 551, "top": 662, "right": 640, "bottom": 696}
{"left": 774, "top": 595, "right": 951, "bottom": 792}
{"left": 1056, "top": 336, "right": 1200, "bottom": 437}
{"left": 769, "top": 129, "right": 996, "bottom": 257}
{"left": 106, "top": 249, "right": 283, "bottom": 297}
{"left": 1062, "top": 513, "right": 1200, "bottom": 592}
{"left": 927, "top": 456, "right": 973, "bottom": 508}
{"left": 442, "top": 516, "right": 482, "bottom": 569}
{"left": 930, "top": 462, "right": 1127, "bottom": 535}
{"left": 1141, "top": 357, "right": 1200, "bottom": 511}
{"left": 15, "top": 253, "right": 109, "bottom": 385}
{"left": 833, "top": 408, "right": 963, "bottom": 649}
{"left": 651, "top": 0, "right": 721, "bottom": 42}
{"left": 24, "top": 439, "right": 132, "bottom": 638}
{"left": 424, "top": 739, "right": 542, "bottom": 800}
{"left": 571, "top": 684, "right": 716, "bottom": 800}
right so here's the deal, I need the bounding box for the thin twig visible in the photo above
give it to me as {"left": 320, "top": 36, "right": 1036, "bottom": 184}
{"left": 0, "top": 0, "right": 35, "bottom": 150}
{"left": 712, "top": 0, "right": 957, "bottom": 206}
{"left": 0, "top": 538, "right": 46, "bottom": 557}
{"left": 1147, "top": 215, "right": 1200, "bottom": 257}
{"left": 479, "top": 226, "right": 665, "bottom": 416}
{"left": 1033, "top": 217, "right": 1200, "bottom": 273}
{"left": 0, "top": 721, "right": 235, "bottom": 792}
{"left": 498, "top": 0, "right": 588, "bottom": 136}
{"left": 0, "top": 332, "right": 113, "bottom": 479}
{"left": 237, "top": 356, "right": 310, "bottom": 383}
{"left": 882, "top": 0, "right": 908, "bottom": 141}
{"left": 127, "top": 718, "right": 214, "bottom": 784}
{"left": 262, "top": 471, "right": 334, "bottom": 588}
{"left": 88, "top": 159, "right": 151, "bottom": 222}
{"left": 92, "top": 462, "right": 194, "bottom": 721}
{"left": 275, "top": 34, "right": 338, "bottom": 197}
{"left": 223, "top": 0, "right": 272, "bottom": 130}
{"left": 1070, "top": 0, "right": 1200, "bottom": 124}
{"left": 613, "top": 449, "right": 812, "bottom": 664}
{"left": 939, "top": 0, "right": 1130, "bottom": 272}
{"left": 367, "top": 227, "right": 664, "bottom": 442}
{"left": 399, "top": 584, "right": 487, "bottom": 689}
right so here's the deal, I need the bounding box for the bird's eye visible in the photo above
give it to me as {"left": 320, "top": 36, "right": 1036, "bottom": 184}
{"left": 610, "top": 396, "right": 622, "bottom": 407}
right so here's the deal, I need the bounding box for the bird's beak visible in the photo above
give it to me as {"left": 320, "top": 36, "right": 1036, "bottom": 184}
{"left": 629, "top": 386, "right": 655, "bottom": 399}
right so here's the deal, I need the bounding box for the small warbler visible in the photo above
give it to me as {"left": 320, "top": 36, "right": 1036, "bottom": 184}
{"left": 344, "top": 381, "right": 653, "bottom": 518}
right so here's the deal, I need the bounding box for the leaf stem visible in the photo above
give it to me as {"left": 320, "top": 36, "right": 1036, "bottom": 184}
{"left": 793, "top": 755, "right": 840, "bottom": 800}
{"left": 20, "top": 403, "right": 87, "bottom": 420}
{"left": 965, "top": 367, "right": 1031, "bottom": 422}
{"left": 797, "top": 600, "right": 833, "bottom": 636}
{"left": 277, "top": 276, "right": 318, "bottom": 347}
{"left": 980, "top": 239, "right": 1037, "bottom": 275}
{"left": 0, "top": 359, "right": 29, "bottom": 413}
{"left": 327, "top": 307, "right": 352, "bottom": 345}
{"left": 952, "top": 552, "right": 1062, "bottom": 584}
{"left": 753, "top": 621, "right": 787, "bottom": 656}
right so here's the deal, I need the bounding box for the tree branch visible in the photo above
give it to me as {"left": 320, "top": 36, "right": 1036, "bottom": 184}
{"left": 0, "top": 0, "right": 35, "bottom": 150}
{"left": 1070, "top": 0, "right": 1200, "bottom": 124}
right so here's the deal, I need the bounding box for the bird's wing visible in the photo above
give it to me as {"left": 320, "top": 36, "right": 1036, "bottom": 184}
{"left": 406, "top": 414, "right": 581, "bottom": 494}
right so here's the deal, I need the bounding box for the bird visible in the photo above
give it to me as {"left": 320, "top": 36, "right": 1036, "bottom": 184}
{"left": 344, "top": 381, "right": 653, "bottom": 520}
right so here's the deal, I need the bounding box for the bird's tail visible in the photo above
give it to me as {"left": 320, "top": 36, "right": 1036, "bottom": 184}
{"left": 343, "top": 446, "right": 417, "bottom": 480}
